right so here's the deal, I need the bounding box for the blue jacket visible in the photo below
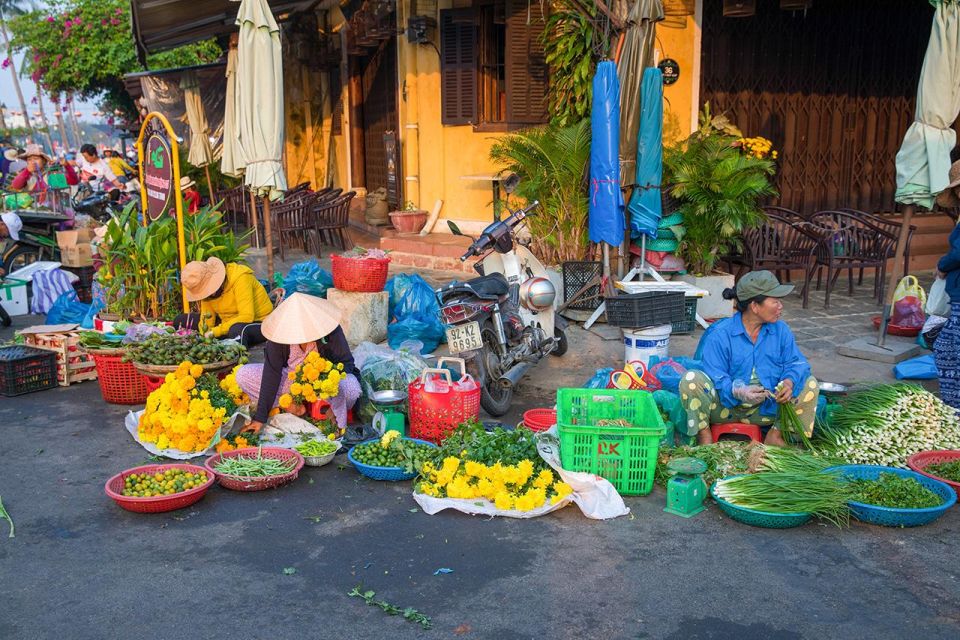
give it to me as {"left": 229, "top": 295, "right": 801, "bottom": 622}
{"left": 699, "top": 313, "right": 811, "bottom": 417}
{"left": 938, "top": 223, "right": 960, "bottom": 304}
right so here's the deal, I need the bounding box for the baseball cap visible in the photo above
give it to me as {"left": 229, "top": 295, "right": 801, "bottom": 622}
{"left": 736, "top": 270, "right": 794, "bottom": 300}
{"left": 1, "top": 212, "right": 23, "bottom": 241}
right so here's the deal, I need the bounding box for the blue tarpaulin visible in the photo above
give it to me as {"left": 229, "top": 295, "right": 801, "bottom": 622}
{"left": 628, "top": 67, "right": 664, "bottom": 240}
{"left": 588, "top": 60, "right": 625, "bottom": 247}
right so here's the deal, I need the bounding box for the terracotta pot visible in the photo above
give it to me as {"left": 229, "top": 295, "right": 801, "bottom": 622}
{"left": 389, "top": 209, "right": 428, "bottom": 234}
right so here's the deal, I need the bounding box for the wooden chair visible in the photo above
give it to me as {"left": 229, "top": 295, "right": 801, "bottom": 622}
{"left": 806, "top": 211, "right": 898, "bottom": 308}
{"left": 838, "top": 208, "right": 916, "bottom": 284}
{"left": 735, "top": 214, "right": 822, "bottom": 307}
{"left": 315, "top": 191, "right": 355, "bottom": 250}
{"left": 762, "top": 205, "right": 807, "bottom": 223}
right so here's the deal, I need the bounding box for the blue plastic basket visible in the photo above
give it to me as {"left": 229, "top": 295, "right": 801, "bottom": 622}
{"left": 825, "top": 464, "right": 957, "bottom": 528}
{"left": 710, "top": 476, "right": 813, "bottom": 528}
{"left": 347, "top": 438, "right": 438, "bottom": 482}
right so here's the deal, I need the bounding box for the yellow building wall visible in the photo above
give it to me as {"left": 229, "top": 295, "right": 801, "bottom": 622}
{"left": 656, "top": 11, "right": 700, "bottom": 144}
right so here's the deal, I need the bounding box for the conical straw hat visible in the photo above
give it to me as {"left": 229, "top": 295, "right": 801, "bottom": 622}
{"left": 261, "top": 292, "right": 342, "bottom": 345}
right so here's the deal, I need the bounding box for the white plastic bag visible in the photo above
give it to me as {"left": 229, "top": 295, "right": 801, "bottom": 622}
{"left": 257, "top": 413, "right": 327, "bottom": 448}
{"left": 124, "top": 408, "right": 249, "bottom": 459}
{"left": 412, "top": 429, "right": 630, "bottom": 520}
{"left": 927, "top": 277, "right": 951, "bottom": 318}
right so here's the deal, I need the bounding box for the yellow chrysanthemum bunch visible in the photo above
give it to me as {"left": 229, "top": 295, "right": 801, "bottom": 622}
{"left": 278, "top": 351, "right": 345, "bottom": 410}
{"left": 416, "top": 456, "right": 574, "bottom": 511}
{"left": 219, "top": 366, "right": 250, "bottom": 406}
{"left": 137, "top": 361, "right": 229, "bottom": 453}
{"left": 736, "top": 136, "right": 778, "bottom": 160}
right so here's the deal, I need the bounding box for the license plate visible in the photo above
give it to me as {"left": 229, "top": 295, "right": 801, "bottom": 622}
{"left": 446, "top": 321, "right": 483, "bottom": 354}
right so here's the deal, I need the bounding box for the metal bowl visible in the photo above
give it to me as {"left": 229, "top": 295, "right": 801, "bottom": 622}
{"left": 818, "top": 382, "right": 848, "bottom": 395}
{"left": 370, "top": 389, "right": 407, "bottom": 406}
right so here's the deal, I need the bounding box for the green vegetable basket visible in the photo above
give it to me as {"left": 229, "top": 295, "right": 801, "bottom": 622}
{"left": 556, "top": 388, "right": 665, "bottom": 495}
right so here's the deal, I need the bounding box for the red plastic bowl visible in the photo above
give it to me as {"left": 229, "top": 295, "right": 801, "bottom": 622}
{"left": 522, "top": 408, "right": 557, "bottom": 433}
{"left": 871, "top": 316, "right": 921, "bottom": 337}
{"left": 104, "top": 463, "right": 214, "bottom": 513}
{"left": 205, "top": 447, "right": 304, "bottom": 492}
{"left": 907, "top": 450, "right": 960, "bottom": 497}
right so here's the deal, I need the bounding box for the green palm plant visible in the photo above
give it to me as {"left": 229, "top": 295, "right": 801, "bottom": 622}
{"left": 489, "top": 119, "right": 591, "bottom": 264}
{"left": 664, "top": 124, "right": 778, "bottom": 276}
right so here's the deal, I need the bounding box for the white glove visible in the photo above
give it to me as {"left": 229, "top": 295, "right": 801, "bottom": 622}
{"left": 732, "top": 380, "right": 767, "bottom": 406}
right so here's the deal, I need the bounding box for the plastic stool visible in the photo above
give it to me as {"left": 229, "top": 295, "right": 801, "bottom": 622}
{"left": 711, "top": 422, "right": 763, "bottom": 443}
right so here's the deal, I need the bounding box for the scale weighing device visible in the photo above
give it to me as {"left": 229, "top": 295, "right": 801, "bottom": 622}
{"left": 369, "top": 390, "right": 408, "bottom": 436}
{"left": 663, "top": 457, "right": 708, "bottom": 518}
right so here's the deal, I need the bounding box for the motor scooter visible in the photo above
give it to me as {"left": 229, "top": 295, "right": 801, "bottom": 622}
{"left": 436, "top": 176, "right": 567, "bottom": 416}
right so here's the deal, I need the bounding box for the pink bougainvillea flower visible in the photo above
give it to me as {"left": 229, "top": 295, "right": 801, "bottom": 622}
{"left": 101, "top": 19, "right": 108, "bottom": 25}
{"left": 110, "top": 18, "right": 120, "bottom": 25}
{"left": 46, "top": 16, "right": 55, "bottom": 23}
{"left": 65, "top": 19, "right": 73, "bottom": 27}
{"left": 115, "top": 7, "right": 123, "bottom": 14}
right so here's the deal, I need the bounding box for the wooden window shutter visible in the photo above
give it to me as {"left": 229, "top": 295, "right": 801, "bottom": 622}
{"left": 505, "top": 0, "right": 549, "bottom": 124}
{"left": 440, "top": 9, "right": 478, "bottom": 126}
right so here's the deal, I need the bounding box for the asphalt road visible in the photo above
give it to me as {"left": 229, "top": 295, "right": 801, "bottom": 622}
{"left": 2, "top": 377, "right": 959, "bottom": 640}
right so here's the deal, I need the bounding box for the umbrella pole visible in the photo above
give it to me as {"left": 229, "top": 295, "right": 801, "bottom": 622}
{"left": 877, "top": 204, "right": 915, "bottom": 347}
{"left": 249, "top": 189, "right": 260, "bottom": 248}
{"left": 204, "top": 165, "right": 216, "bottom": 205}
{"left": 262, "top": 195, "right": 275, "bottom": 280}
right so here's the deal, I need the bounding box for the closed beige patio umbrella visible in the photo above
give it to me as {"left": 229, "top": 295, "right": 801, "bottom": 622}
{"left": 181, "top": 71, "right": 216, "bottom": 204}
{"left": 234, "top": 0, "right": 287, "bottom": 278}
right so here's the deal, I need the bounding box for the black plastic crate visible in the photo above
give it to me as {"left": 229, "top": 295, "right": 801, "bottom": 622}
{"left": 562, "top": 261, "right": 603, "bottom": 311}
{"left": 672, "top": 297, "right": 698, "bottom": 335}
{"left": 0, "top": 345, "right": 58, "bottom": 397}
{"left": 604, "top": 291, "right": 685, "bottom": 328}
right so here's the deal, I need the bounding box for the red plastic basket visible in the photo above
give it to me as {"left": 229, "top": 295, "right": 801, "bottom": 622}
{"left": 522, "top": 408, "right": 556, "bottom": 432}
{"left": 93, "top": 353, "right": 149, "bottom": 405}
{"left": 408, "top": 368, "right": 481, "bottom": 444}
{"left": 204, "top": 447, "right": 304, "bottom": 491}
{"left": 907, "top": 450, "right": 960, "bottom": 497}
{"left": 871, "top": 316, "right": 921, "bottom": 337}
{"left": 144, "top": 375, "right": 165, "bottom": 394}
{"left": 104, "top": 463, "right": 214, "bottom": 513}
{"left": 331, "top": 254, "right": 390, "bottom": 292}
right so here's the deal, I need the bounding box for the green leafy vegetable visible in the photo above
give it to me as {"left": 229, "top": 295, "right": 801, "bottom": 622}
{"left": 348, "top": 586, "right": 432, "bottom": 630}
{"left": 848, "top": 473, "right": 943, "bottom": 509}
{"left": 925, "top": 460, "right": 960, "bottom": 483}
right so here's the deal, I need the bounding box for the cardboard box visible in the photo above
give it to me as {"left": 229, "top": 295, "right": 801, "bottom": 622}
{"left": 0, "top": 278, "right": 28, "bottom": 316}
{"left": 56, "top": 229, "right": 95, "bottom": 267}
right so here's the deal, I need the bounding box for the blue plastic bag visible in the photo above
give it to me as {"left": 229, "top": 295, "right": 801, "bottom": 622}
{"left": 386, "top": 273, "right": 440, "bottom": 320}
{"left": 583, "top": 368, "right": 615, "bottom": 389}
{"left": 46, "top": 291, "right": 90, "bottom": 325}
{"left": 652, "top": 390, "right": 686, "bottom": 447}
{"left": 81, "top": 298, "right": 104, "bottom": 329}
{"left": 388, "top": 313, "right": 444, "bottom": 354}
{"left": 893, "top": 354, "right": 938, "bottom": 380}
{"left": 282, "top": 259, "right": 333, "bottom": 298}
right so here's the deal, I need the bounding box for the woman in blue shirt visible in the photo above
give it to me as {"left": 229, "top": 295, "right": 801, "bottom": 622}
{"left": 933, "top": 218, "right": 960, "bottom": 410}
{"left": 681, "top": 270, "right": 819, "bottom": 446}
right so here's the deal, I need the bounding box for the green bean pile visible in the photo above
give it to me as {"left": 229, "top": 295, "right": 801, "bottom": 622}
{"left": 213, "top": 449, "right": 297, "bottom": 477}
{"left": 294, "top": 440, "right": 339, "bottom": 457}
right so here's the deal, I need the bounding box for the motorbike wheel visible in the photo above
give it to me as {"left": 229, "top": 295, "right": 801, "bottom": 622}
{"left": 2, "top": 245, "right": 41, "bottom": 275}
{"left": 474, "top": 325, "right": 513, "bottom": 417}
{"left": 551, "top": 327, "right": 568, "bottom": 357}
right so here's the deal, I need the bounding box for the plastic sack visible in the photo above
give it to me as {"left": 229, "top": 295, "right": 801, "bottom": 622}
{"left": 354, "top": 341, "right": 429, "bottom": 422}
{"left": 891, "top": 275, "right": 926, "bottom": 329}
{"left": 81, "top": 298, "right": 104, "bottom": 330}
{"left": 583, "top": 367, "right": 615, "bottom": 389}
{"left": 412, "top": 431, "right": 630, "bottom": 520}
{"left": 386, "top": 273, "right": 440, "bottom": 320}
{"left": 648, "top": 359, "right": 687, "bottom": 394}
{"left": 652, "top": 390, "right": 685, "bottom": 447}
{"left": 893, "top": 354, "right": 938, "bottom": 380}
{"left": 45, "top": 290, "right": 90, "bottom": 324}
{"left": 388, "top": 313, "right": 444, "bottom": 354}
{"left": 927, "top": 278, "right": 951, "bottom": 318}
{"left": 281, "top": 258, "right": 333, "bottom": 298}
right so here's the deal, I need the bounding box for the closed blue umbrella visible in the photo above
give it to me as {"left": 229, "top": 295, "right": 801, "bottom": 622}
{"left": 588, "top": 60, "right": 625, "bottom": 247}
{"left": 627, "top": 67, "right": 663, "bottom": 240}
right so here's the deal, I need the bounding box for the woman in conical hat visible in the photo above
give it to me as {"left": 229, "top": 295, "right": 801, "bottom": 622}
{"left": 236, "top": 292, "right": 361, "bottom": 434}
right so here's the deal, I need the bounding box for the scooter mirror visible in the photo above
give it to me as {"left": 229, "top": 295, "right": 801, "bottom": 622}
{"left": 502, "top": 173, "right": 520, "bottom": 194}
{"left": 447, "top": 220, "right": 464, "bottom": 236}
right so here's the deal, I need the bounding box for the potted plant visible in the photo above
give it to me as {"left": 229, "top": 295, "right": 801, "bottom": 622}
{"left": 389, "top": 201, "right": 429, "bottom": 234}
{"left": 664, "top": 105, "right": 778, "bottom": 318}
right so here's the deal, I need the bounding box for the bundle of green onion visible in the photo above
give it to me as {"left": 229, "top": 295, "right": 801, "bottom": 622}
{"left": 772, "top": 382, "right": 812, "bottom": 449}
{"left": 815, "top": 385, "right": 960, "bottom": 468}
{"left": 747, "top": 445, "right": 841, "bottom": 474}
{"left": 713, "top": 472, "right": 852, "bottom": 527}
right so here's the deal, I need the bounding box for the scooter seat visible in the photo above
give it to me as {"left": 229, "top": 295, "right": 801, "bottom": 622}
{"left": 465, "top": 274, "right": 509, "bottom": 297}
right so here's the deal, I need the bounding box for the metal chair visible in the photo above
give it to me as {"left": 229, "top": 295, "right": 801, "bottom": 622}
{"left": 734, "top": 214, "right": 821, "bottom": 307}
{"left": 838, "top": 208, "right": 916, "bottom": 284}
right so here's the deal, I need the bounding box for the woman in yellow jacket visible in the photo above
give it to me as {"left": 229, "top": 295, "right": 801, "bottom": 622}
{"left": 175, "top": 257, "right": 273, "bottom": 346}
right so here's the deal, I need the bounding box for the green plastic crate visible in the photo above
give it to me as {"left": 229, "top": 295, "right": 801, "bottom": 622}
{"left": 556, "top": 388, "right": 666, "bottom": 496}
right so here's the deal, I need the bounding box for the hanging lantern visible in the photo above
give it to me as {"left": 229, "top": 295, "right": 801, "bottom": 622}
{"left": 723, "top": 0, "right": 756, "bottom": 17}
{"left": 780, "top": 0, "right": 812, "bottom": 9}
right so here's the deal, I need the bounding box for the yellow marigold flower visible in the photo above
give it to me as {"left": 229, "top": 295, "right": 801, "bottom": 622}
{"left": 494, "top": 492, "right": 513, "bottom": 510}
{"left": 290, "top": 382, "right": 303, "bottom": 395}
{"left": 464, "top": 460, "right": 484, "bottom": 478}
{"left": 278, "top": 393, "right": 293, "bottom": 409}
{"left": 190, "top": 364, "right": 204, "bottom": 378}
